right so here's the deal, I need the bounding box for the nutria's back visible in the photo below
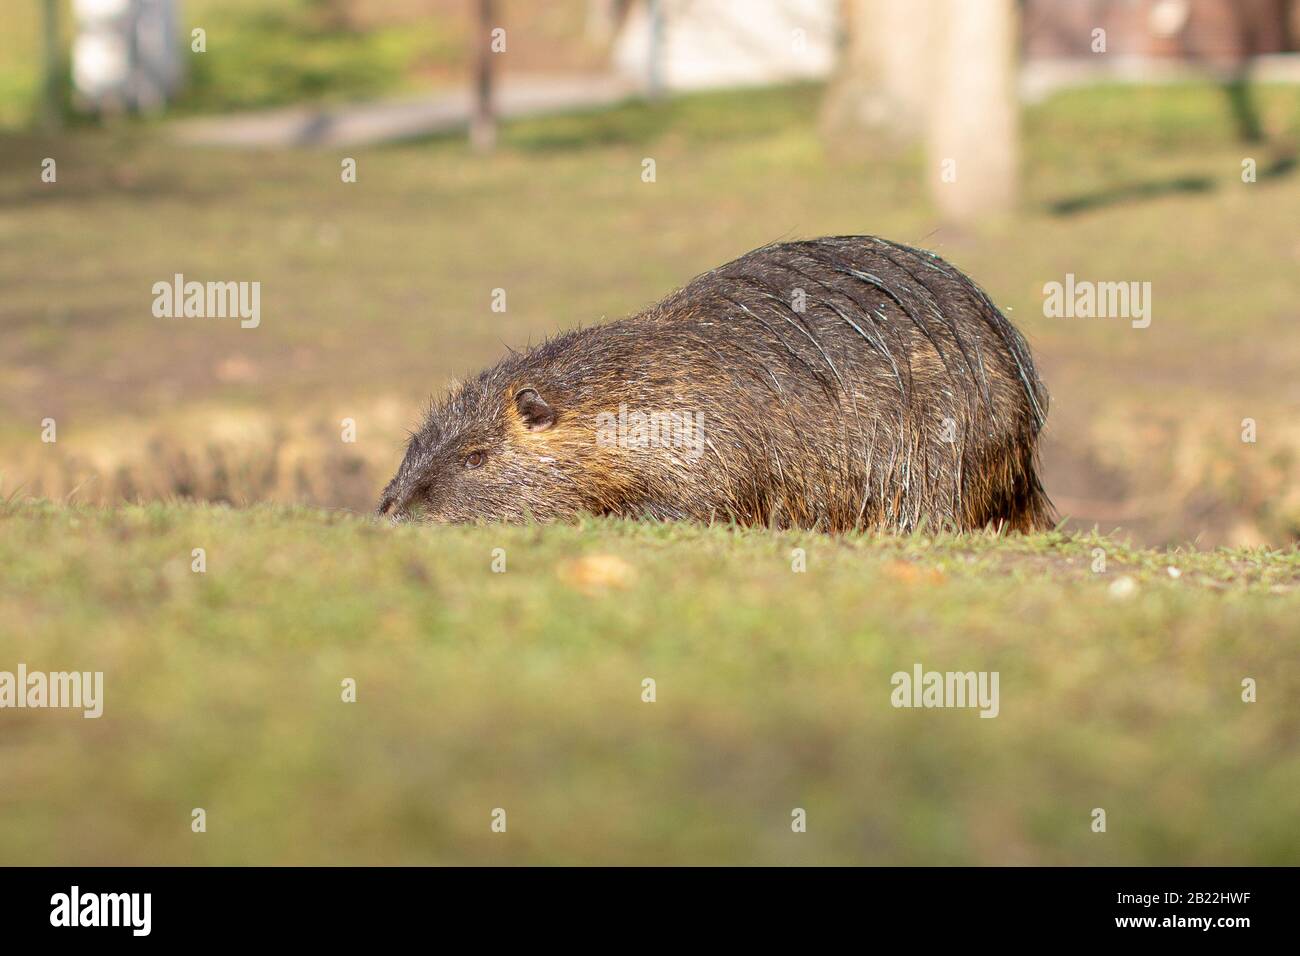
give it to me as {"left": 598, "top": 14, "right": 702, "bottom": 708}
{"left": 379, "top": 235, "right": 1052, "bottom": 532}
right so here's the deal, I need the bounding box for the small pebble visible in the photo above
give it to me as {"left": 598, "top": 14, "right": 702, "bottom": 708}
{"left": 1108, "top": 576, "right": 1137, "bottom": 600}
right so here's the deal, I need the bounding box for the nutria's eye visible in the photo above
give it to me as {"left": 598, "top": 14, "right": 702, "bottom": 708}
{"left": 464, "top": 450, "right": 486, "bottom": 469}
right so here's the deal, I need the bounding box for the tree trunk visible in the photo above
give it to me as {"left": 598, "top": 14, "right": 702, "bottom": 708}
{"left": 927, "top": 0, "right": 1020, "bottom": 224}
{"left": 469, "top": 0, "right": 497, "bottom": 152}
{"left": 820, "top": 0, "right": 936, "bottom": 148}
{"left": 42, "top": 0, "right": 62, "bottom": 129}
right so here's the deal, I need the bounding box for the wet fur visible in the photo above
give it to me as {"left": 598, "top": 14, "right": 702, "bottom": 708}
{"left": 379, "top": 235, "right": 1053, "bottom": 532}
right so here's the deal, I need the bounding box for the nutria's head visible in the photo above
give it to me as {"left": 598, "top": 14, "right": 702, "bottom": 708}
{"left": 378, "top": 365, "right": 627, "bottom": 523}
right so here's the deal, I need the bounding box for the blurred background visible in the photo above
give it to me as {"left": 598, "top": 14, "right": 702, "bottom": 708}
{"left": 3, "top": 0, "right": 1299, "bottom": 545}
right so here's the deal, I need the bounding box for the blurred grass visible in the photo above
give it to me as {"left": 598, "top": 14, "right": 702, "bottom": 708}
{"left": 5, "top": 6, "right": 1298, "bottom": 870}
{"left": 175, "top": 0, "right": 444, "bottom": 113}
{"left": 2, "top": 80, "right": 1299, "bottom": 543}
{"left": 0, "top": 501, "right": 1296, "bottom": 865}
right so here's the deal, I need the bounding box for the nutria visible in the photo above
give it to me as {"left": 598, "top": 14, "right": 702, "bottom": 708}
{"left": 378, "top": 236, "right": 1052, "bottom": 532}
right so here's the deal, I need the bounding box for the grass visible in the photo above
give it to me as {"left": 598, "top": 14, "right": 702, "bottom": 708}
{"left": 1, "top": 501, "right": 1297, "bottom": 865}
{"left": 2, "top": 76, "right": 1299, "bottom": 864}
{"left": 2, "top": 80, "right": 1299, "bottom": 544}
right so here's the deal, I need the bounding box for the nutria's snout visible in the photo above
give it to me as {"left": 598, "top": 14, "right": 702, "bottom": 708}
{"left": 376, "top": 487, "right": 431, "bottom": 524}
{"left": 381, "top": 235, "right": 1052, "bottom": 533}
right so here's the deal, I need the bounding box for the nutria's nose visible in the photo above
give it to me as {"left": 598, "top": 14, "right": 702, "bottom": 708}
{"left": 379, "top": 486, "right": 425, "bottom": 522}
{"left": 378, "top": 493, "right": 411, "bottom": 522}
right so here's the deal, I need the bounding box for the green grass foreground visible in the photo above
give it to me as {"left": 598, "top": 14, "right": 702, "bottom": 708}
{"left": 1, "top": 502, "right": 1296, "bottom": 865}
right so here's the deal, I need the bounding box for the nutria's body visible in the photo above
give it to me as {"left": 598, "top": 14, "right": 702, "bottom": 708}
{"left": 379, "top": 236, "right": 1052, "bottom": 532}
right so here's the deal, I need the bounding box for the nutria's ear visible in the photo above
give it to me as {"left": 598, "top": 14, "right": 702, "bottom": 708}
{"left": 514, "top": 387, "right": 556, "bottom": 432}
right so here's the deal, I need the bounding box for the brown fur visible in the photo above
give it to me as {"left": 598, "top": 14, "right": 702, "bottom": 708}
{"left": 379, "top": 236, "right": 1053, "bottom": 532}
